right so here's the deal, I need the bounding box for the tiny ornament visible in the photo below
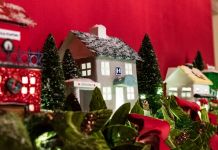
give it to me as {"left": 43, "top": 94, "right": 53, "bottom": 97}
{"left": 2, "top": 39, "right": 14, "bottom": 53}
{"left": 142, "top": 100, "right": 150, "bottom": 110}
{"left": 6, "top": 78, "right": 22, "bottom": 94}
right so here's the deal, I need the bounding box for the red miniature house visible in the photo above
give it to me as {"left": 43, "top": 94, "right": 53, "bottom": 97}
{"left": 0, "top": 65, "right": 41, "bottom": 112}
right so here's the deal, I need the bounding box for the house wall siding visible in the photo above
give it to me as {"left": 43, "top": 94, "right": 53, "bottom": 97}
{"left": 96, "top": 57, "right": 138, "bottom": 110}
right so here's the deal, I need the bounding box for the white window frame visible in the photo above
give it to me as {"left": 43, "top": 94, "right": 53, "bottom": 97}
{"left": 127, "top": 86, "right": 135, "bottom": 100}
{"left": 181, "top": 87, "right": 192, "bottom": 98}
{"left": 102, "top": 87, "right": 112, "bottom": 100}
{"left": 81, "top": 62, "right": 91, "bottom": 77}
{"left": 101, "top": 61, "right": 110, "bottom": 76}
{"left": 168, "top": 87, "right": 178, "bottom": 96}
{"left": 125, "top": 63, "right": 133, "bottom": 75}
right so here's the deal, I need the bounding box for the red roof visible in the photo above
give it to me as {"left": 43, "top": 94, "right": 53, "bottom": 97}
{"left": 0, "top": 1, "right": 36, "bottom": 26}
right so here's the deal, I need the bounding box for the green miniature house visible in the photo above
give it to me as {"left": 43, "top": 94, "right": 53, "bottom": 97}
{"left": 203, "top": 70, "right": 218, "bottom": 98}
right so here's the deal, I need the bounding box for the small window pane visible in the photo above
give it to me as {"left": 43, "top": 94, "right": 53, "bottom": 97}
{"left": 103, "top": 87, "right": 112, "bottom": 100}
{"left": 82, "top": 64, "right": 86, "bottom": 69}
{"left": 87, "top": 70, "right": 91, "bottom": 76}
{"left": 82, "top": 71, "right": 86, "bottom": 76}
{"left": 127, "top": 87, "right": 134, "bottom": 100}
{"left": 87, "top": 62, "right": 91, "bottom": 69}
{"left": 22, "top": 76, "right": 28, "bottom": 84}
{"left": 30, "top": 77, "right": 36, "bottom": 84}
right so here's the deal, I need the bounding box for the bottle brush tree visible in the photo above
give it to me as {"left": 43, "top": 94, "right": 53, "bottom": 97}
{"left": 193, "top": 50, "right": 205, "bottom": 71}
{"left": 62, "top": 49, "right": 81, "bottom": 80}
{"left": 136, "top": 34, "right": 163, "bottom": 114}
{"left": 41, "top": 34, "right": 65, "bottom": 110}
{"left": 89, "top": 87, "right": 107, "bottom": 111}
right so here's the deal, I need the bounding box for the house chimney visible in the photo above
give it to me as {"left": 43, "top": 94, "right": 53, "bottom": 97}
{"left": 90, "top": 24, "right": 107, "bottom": 39}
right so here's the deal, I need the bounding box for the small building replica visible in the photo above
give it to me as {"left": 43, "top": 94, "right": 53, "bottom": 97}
{"left": 203, "top": 67, "right": 218, "bottom": 98}
{"left": 164, "top": 65, "right": 213, "bottom": 101}
{"left": 0, "top": 1, "right": 41, "bottom": 114}
{"left": 59, "top": 25, "right": 140, "bottom": 111}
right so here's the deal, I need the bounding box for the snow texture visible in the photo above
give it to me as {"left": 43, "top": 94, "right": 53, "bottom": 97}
{"left": 0, "top": 2, "right": 36, "bottom": 26}
{"left": 72, "top": 31, "right": 141, "bottom": 61}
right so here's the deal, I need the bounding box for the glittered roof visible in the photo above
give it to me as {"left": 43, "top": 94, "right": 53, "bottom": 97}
{"left": 165, "top": 65, "right": 213, "bottom": 85}
{"left": 0, "top": 2, "right": 36, "bottom": 26}
{"left": 72, "top": 31, "right": 141, "bottom": 61}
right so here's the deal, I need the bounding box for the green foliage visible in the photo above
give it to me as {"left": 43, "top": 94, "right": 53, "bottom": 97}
{"left": 131, "top": 100, "right": 144, "bottom": 115}
{"left": 136, "top": 34, "right": 163, "bottom": 114}
{"left": 25, "top": 112, "right": 54, "bottom": 142}
{"left": 109, "top": 103, "right": 131, "bottom": 125}
{"left": 52, "top": 111, "right": 110, "bottom": 150}
{"left": 81, "top": 109, "right": 112, "bottom": 134}
{"left": 62, "top": 49, "right": 81, "bottom": 80}
{"left": 0, "top": 111, "right": 32, "bottom": 150}
{"left": 103, "top": 125, "right": 137, "bottom": 148}
{"left": 147, "top": 94, "right": 162, "bottom": 114}
{"left": 71, "top": 111, "right": 86, "bottom": 131}
{"left": 193, "top": 50, "right": 205, "bottom": 71}
{"left": 89, "top": 87, "right": 107, "bottom": 111}
{"left": 64, "top": 93, "right": 82, "bottom": 111}
{"left": 35, "top": 131, "right": 61, "bottom": 150}
{"left": 201, "top": 108, "right": 210, "bottom": 123}
{"left": 161, "top": 96, "right": 217, "bottom": 149}
{"left": 41, "top": 34, "right": 66, "bottom": 110}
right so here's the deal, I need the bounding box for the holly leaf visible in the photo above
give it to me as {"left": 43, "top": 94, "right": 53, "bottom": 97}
{"left": 109, "top": 103, "right": 131, "bottom": 125}
{"left": 131, "top": 100, "right": 144, "bottom": 115}
{"left": 103, "top": 125, "right": 137, "bottom": 148}
{"left": 81, "top": 109, "right": 112, "bottom": 134}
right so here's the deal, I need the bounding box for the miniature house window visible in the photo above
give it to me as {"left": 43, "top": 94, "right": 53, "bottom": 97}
{"left": 103, "top": 87, "right": 112, "bottom": 100}
{"left": 125, "top": 63, "right": 132, "bottom": 75}
{"left": 21, "top": 87, "right": 28, "bottom": 94}
{"left": 168, "top": 87, "right": 178, "bottom": 96}
{"left": 22, "top": 76, "right": 28, "bottom": 84}
{"left": 29, "top": 87, "right": 35, "bottom": 94}
{"left": 181, "top": 87, "right": 192, "bottom": 98}
{"left": 81, "top": 62, "right": 91, "bottom": 77}
{"left": 30, "top": 77, "right": 36, "bottom": 84}
{"left": 101, "top": 61, "right": 110, "bottom": 76}
{"left": 127, "top": 87, "right": 134, "bottom": 100}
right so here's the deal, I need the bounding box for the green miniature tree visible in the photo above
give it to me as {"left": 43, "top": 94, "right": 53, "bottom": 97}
{"left": 89, "top": 87, "right": 107, "bottom": 111}
{"left": 41, "top": 34, "right": 65, "bottom": 110}
{"left": 64, "top": 93, "right": 82, "bottom": 111}
{"left": 193, "top": 50, "right": 205, "bottom": 71}
{"left": 62, "top": 49, "right": 81, "bottom": 80}
{"left": 136, "top": 34, "right": 163, "bottom": 114}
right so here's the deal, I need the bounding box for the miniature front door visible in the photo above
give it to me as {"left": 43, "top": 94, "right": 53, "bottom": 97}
{"left": 79, "top": 90, "right": 93, "bottom": 112}
{"left": 115, "top": 87, "right": 124, "bottom": 109}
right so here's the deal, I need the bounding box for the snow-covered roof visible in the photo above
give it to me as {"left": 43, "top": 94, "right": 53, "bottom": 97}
{"left": 0, "top": 2, "right": 36, "bottom": 26}
{"left": 71, "top": 31, "right": 141, "bottom": 61}
{"left": 165, "top": 65, "right": 213, "bottom": 85}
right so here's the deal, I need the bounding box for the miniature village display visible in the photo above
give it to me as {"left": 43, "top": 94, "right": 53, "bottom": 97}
{"left": 0, "top": 1, "right": 218, "bottom": 150}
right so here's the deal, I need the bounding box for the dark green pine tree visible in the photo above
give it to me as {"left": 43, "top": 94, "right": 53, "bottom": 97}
{"left": 64, "top": 93, "right": 81, "bottom": 111}
{"left": 62, "top": 49, "right": 81, "bottom": 80}
{"left": 136, "top": 34, "right": 163, "bottom": 114}
{"left": 41, "top": 34, "right": 65, "bottom": 110}
{"left": 193, "top": 50, "right": 205, "bottom": 71}
{"left": 89, "top": 87, "right": 107, "bottom": 111}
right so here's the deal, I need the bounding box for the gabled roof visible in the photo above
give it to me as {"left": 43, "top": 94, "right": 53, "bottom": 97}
{"left": 165, "top": 65, "right": 213, "bottom": 85}
{"left": 0, "top": 2, "right": 36, "bottom": 26}
{"left": 71, "top": 31, "right": 141, "bottom": 61}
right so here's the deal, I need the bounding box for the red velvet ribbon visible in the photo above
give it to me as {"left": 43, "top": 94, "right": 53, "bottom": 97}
{"left": 128, "top": 113, "right": 170, "bottom": 150}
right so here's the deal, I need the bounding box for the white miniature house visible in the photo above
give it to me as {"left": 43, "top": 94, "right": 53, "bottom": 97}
{"left": 59, "top": 25, "right": 140, "bottom": 111}
{"left": 164, "top": 65, "right": 213, "bottom": 101}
